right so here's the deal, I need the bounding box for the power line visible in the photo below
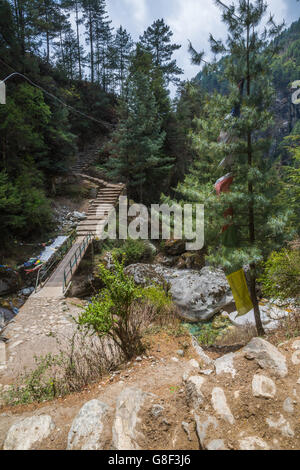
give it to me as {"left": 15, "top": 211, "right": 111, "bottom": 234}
{"left": 0, "top": 58, "right": 112, "bottom": 130}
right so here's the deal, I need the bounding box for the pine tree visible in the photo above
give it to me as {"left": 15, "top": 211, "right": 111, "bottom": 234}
{"left": 81, "top": 0, "right": 99, "bottom": 83}
{"left": 61, "top": 0, "right": 84, "bottom": 79}
{"left": 175, "top": 0, "right": 287, "bottom": 335}
{"left": 139, "top": 18, "right": 183, "bottom": 84}
{"left": 112, "top": 26, "right": 134, "bottom": 96}
{"left": 30, "top": 0, "right": 64, "bottom": 63}
{"left": 81, "top": 0, "right": 111, "bottom": 85}
{"left": 8, "top": 0, "right": 39, "bottom": 56}
{"left": 94, "top": 4, "right": 114, "bottom": 91}
{"left": 103, "top": 47, "right": 173, "bottom": 203}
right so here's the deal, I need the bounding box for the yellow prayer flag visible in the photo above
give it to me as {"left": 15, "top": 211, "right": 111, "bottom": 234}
{"left": 226, "top": 269, "right": 253, "bottom": 317}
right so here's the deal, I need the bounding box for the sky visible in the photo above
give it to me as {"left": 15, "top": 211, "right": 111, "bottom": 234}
{"left": 106, "top": 0, "right": 300, "bottom": 95}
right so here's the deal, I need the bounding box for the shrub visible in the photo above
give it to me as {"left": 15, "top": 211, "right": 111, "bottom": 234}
{"left": 77, "top": 257, "right": 172, "bottom": 360}
{"left": 259, "top": 248, "right": 300, "bottom": 302}
{"left": 1, "top": 332, "right": 118, "bottom": 406}
{"left": 2, "top": 354, "right": 67, "bottom": 405}
{"left": 111, "top": 238, "right": 155, "bottom": 266}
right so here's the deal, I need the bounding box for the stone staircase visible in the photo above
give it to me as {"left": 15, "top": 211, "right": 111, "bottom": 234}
{"left": 71, "top": 140, "right": 103, "bottom": 174}
{"left": 75, "top": 174, "right": 125, "bottom": 237}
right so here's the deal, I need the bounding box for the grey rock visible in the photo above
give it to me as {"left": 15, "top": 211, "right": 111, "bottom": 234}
{"left": 0, "top": 307, "right": 16, "bottom": 331}
{"left": 238, "top": 436, "right": 270, "bottom": 450}
{"left": 182, "top": 359, "right": 200, "bottom": 382}
{"left": 291, "top": 351, "right": 300, "bottom": 365}
{"left": 20, "top": 287, "right": 34, "bottom": 296}
{"left": 126, "top": 264, "right": 233, "bottom": 321}
{"left": 188, "top": 359, "right": 200, "bottom": 369}
{"left": 3, "top": 415, "right": 55, "bottom": 450}
{"left": 176, "top": 349, "right": 184, "bottom": 357}
{"left": 193, "top": 412, "right": 218, "bottom": 450}
{"left": 292, "top": 340, "right": 300, "bottom": 350}
{"left": 211, "top": 387, "right": 235, "bottom": 425}
{"left": 229, "top": 303, "right": 289, "bottom": 332}
{"left": 73, "top": 211, "right": 87, "bottom": 220}
{"left": 182, "top": 422, "right": 192, "bottom": 441}
{"left": 67, "top": 400, "right": 111, "bottom": 450}
{"left": 185, "top": 376, "right": 206, "bottom": 409}
{"left": 191, "top": 337, "right": 214, "bottom": 366}
{"left": 124, "top": 264, "right": 167, "bottom": 288}
{"left": 160, "top": 266, "right": 234, "bottom": 321}
{"left": 206, "top": 439, "right": 227, "bottom": 450}
{"left": 243, "top": 338, "right": 288, "bottom": 377}
{"left": 199, "top": 369, "right": 214, "bottom": 376}
{"left": 252, "top": 375, "right": 276, "bottom": 399}
{"left": 283, "top": 397, "right": 294, "bottom": 414}
{"left": 151, "top": 405, "right": 164, "bottom": 418}
{"left": 215, "top": 353, "right": 236, "bottom": 378}
{"left": 266, "top": 414, "right": 294, "bottom": 437}
{"left": 112, "top": 387, "right": 148, "bottom": 450}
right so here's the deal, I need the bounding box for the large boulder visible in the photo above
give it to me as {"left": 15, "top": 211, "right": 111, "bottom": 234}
{"left": 229, "top": 302, "right": 290, "bottom": 332}
{"left": 3, "top": 415, "right": 55, "bottom": 450}
{"left": 0, "top": 307, "right": 16, "bottom": 331}
{"left": 67, "top": 400, "right": 111, "bottom": 450}
{"left": 125, "top": 264, "right": 233, "bottom": 322}
{"left": 124, "top": 264, "right": 168, "bottom": 289}
{"left": 243, "top": 338, "right": 288, "bottom": 377}
{"left": 112, "top": 387, "right": 149, "bottom": 450}
{"left": 156, "top": 266, "right": 233, "bottom": 322}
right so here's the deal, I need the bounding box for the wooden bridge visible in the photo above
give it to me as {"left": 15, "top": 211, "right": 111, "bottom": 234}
{"left": 33, "top": 175, "right": 125, "bottom": 299}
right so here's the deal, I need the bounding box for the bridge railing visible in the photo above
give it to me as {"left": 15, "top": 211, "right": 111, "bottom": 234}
{"left": 35, "top": 230, "right": 77, "bottom": 292}
{"left": 63, "top": 232, "right": 93, "bottom": 294}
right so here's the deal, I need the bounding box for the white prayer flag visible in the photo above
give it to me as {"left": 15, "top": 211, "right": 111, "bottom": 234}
{"left": 0, "top": 81, "right": 6, "bottom": 104}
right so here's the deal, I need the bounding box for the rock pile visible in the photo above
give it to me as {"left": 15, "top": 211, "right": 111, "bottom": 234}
{"left": 2, "top": 336, "right": 300, "bottom": 450}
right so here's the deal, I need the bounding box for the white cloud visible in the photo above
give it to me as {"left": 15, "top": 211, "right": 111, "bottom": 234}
{"left": 168, "top": 0, "right": 227, "bottom": 83}
{"left": 124, "top": 0, "right": 148, "bottom": 26}
{"left": 106, "top": 0, "right": 299, "bottom": 96}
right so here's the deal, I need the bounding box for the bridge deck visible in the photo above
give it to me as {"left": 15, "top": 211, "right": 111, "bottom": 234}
{"left": 33, "top": 177, "right": 125, "bottom": 299}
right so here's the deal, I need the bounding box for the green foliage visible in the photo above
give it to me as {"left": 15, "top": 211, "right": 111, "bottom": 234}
{"left": 103, "top": 47, "right": 174, "bottom": 203}
{"left": 279, "top": 134, "right": 300, "bottom": 233}
{"left": 139, "top": 18, "right": 183, "bottom": 84}
{"left": 141, "top": 285, "right": 172, "bottom": 314}
{"left": 78, "top": 257, "right": 144, "bottom": 359}
{"left": 260, "top": 248, "right": 300, "bottom": 302}
{"left": 171, "top": 1, "right": 289, "bottom": 275}
{"left": 3, "top": 354, "right": 66, "bottom": 406}
{"left": 78, "top": 256, "right": 172, "bottom": 359}
{"left": 185, "top": 316, "right": 231, "bottom": 346}
{"left": 110, "top": 238, "right": 155, "bottom": 266}
{"left": 0, "top": 161, "right": 51, "bottom": 243}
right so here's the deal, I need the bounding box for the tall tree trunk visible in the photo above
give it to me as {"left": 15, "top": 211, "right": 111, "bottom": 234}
{"left": 45, "top": 8, "right": 50, "bottom": 63}
{"left": 59, "top": 29, "right": 65, "bottom": 69}
{"left": 89, "top": 11, "right": 94, "bottom": 83}
{"left": 75, "top": 1, "right": 82, "bottom": 80}
{"left": 17, "top": 0, "right": 25, "bottom": 57}
{"left": 246, "top": 7, "right": 265, "bottom": 336}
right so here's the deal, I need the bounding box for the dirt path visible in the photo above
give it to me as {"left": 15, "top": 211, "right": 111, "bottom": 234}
{"left": 0, "top": 332, "right": 200, "bottom": 450}
{"left": 0, "top": 297, "right": 83, "bottom": 383}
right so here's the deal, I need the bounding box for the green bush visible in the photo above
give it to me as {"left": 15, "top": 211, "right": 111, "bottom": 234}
{"left": 111, "top": 238, "right": 155, "bottom": 266}
{"left": 259, "top": 248, "right": 300, "bottom": 302}
{"left": 2, "top": 354, "right": 66, "bottom": 406}
{"left": 77, "top": 257, "right": 172, "bottom": 360}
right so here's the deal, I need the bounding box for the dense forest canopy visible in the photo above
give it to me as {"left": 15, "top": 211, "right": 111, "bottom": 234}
{"left": 0, "top": 0, "right": 299, "bottom": 273}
